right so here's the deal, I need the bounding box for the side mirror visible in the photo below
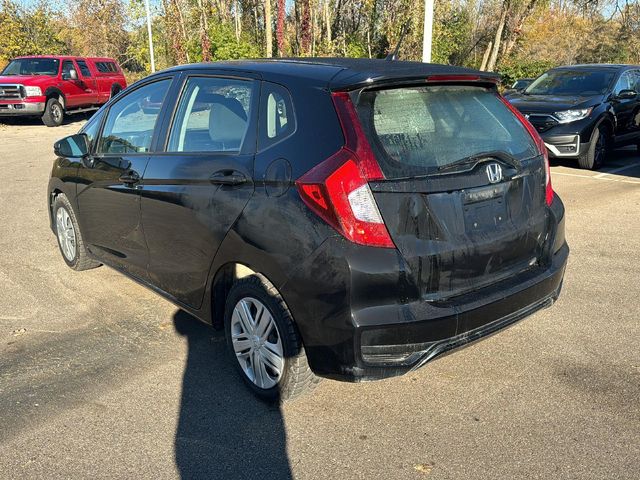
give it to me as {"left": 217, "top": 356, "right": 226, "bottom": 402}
{"left": 617, "top": 89, "right": 637, "bottom": 100}
{"left": 54, "top": 133, "right": 89, "bottom": 159}
{"left": 62, "top": 69, "right": 78, "bottom": 81}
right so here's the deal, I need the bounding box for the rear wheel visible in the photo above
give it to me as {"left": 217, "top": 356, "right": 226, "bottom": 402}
{"left": 224, "top": 274, "right": 319, "bottom": 403}
{"left": 42, "top": 98, "right": 64, "bottom": 127}
{"left": 52, "top": 194, "right": 101, "bottom": 271}
{"left": 578, "top": 126, "right": 609, "bottom": 170}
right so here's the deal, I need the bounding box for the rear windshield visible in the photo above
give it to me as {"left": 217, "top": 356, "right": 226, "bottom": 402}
{"left": 356, "top": 85, "right": 538, "bottom": 178}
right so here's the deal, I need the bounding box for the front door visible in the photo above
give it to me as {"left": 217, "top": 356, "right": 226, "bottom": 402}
{"left": 60, "top": 60, "right": 87, "bottom": 108}
{"left": 611, "top": 70, "right": 639, "bottom": 142}
{"left": 141, "top": 75, "right": 259, "bottom": 308}
{"left": 76, "top": 77, "right": 173, "bottom": 279}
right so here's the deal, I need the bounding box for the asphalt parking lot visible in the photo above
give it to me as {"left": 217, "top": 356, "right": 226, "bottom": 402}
{"left": 0, "top": 117, "right": 639, "bottom": 480}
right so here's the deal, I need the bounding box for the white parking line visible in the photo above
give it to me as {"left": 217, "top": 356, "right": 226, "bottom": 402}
{"left": 594, "top": 163, "right": 640, "bottom": 178}
{"left": 552, "top": 171, "right": 640, "bottom": 184}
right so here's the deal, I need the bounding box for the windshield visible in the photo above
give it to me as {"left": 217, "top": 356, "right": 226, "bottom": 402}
{"left": 525, "top": 69, "right": 615, "bottom": 96}
{"left": 356, "top": 85, "right": 538, "bottom": 178}
{"left": 2, "top": 58, "right": 60, "bottom": 76}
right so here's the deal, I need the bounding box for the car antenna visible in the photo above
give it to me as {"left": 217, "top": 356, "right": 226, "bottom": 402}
{"left": 386, "top": 22, "right": 410, "bottom": 61}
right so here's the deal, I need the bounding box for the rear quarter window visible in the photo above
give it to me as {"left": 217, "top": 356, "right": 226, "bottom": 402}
{"left": 356, "top": 85, "right": 538, "bottom": 178}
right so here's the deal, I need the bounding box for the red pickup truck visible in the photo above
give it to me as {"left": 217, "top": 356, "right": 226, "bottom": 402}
{"left": 0, "top": 55, "right": 127, "bottom": 127}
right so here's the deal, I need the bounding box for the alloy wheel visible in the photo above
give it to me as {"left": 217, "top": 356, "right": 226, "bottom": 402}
{"left": 231, "top": 297, "right": 284, "bottom": 389}
{"left": 56, "top": 207, "right": 76, "bottom": 261}
{"left": 52, "top": 104, "right": 62, "bottom": 122}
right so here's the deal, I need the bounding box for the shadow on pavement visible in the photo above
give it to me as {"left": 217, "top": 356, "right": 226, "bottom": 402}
{"left": 173, "top": 309, "right": 292, "bottom": 479}
{"left": 0, "top": 111, "right": 94, "bottom": 127}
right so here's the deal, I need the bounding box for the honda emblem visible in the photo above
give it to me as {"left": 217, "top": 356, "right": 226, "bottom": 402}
{"left": 486, "top": 163, "right": 503, "bottom": 184}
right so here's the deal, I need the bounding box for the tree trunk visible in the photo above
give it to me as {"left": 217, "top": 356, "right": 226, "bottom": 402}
{"left": 174, "top": 0, "right": 190, "bottom": 62}
{"left": 479, "top": 40, "right": 492, "bottom": 71}
{"left": 300, "top": 0, "right": 311, "bottom": 54}
{"left": 264, "top": 0, "right": 273, "bottom": 57}
{"left": 276, "top": 0, "right": 285, "bottom": 56}
{"left": 486, "top": 6, "right": 507, "bottom": 72}
{"left": 235, "top": 1, "right": 241, "bottom": 42}
{"left": 197, "top": 0, "right": 211, "bottom": 61}
{"left": 503, "top": 0, "right": 539, "bottom": 59}
{"left": 324, "top": 0, "right": 331, "bottom": 45}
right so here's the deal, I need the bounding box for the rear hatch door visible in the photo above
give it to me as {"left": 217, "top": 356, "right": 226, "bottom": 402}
{"left": 354, "top": 83, "right": 551, "bottom": 301}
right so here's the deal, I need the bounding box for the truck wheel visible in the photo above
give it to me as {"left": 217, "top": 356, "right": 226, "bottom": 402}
{"left": 42, "top": 98, "right": 64, "bottom": 127}
{"left": 224, "top": 274, "right": 319, "bottom": 403}
{"left": 578, "top": 126, "right": 609, "bottom": 170}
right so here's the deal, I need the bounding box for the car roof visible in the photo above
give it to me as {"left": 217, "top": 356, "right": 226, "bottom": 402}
{"left": 14, "top": 55, "right": 117, "bottom": 62}
{"left": 158, "top": 58, "right": 496, "bottom": 89}
{"left": 552, "top": 64, "right": 639, "bottom": 71}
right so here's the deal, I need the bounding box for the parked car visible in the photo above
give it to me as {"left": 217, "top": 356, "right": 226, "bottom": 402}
{"left": 503, "top": 78, "right": 534, "bottom": 97}
{"left": 0, "top": 55, "right": 127, "bottom": 127}
{"left": 48, "top": 59, "right": 568, "bottom": 402}
{"left": 507, "top": 64, "right": 640, "bottom": 169}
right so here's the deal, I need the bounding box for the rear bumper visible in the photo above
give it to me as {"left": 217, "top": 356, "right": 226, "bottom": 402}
{"left": 351, "top": 243, "right": 567, "bottom": 381}
{"left": 284, "top": 196, "right": 568, "bottom": 382}
{"left": 0, "top": 101, "right": 45, "bottom": 116}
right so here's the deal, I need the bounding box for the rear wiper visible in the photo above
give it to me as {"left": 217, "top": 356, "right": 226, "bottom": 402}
{"left": 437, "top": 150, "right": 521, "bottom": 173}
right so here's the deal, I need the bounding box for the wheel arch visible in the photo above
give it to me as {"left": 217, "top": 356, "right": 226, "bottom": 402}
{"left": 48, "top": 177, "right": 77, "bottom": 231}
{"left": 110, "top": 83, "right": 122, "bottom": 97}
{"left": 210, "top": 261, "right": 276, "bottom": 329}
{"left": 44, "top": 87, "right": 66, "bottom": 110}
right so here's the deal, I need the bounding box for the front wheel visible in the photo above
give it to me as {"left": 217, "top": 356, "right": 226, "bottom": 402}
{"left": 52, "top": 194, "right": 101, "bottom": 271}
{"left": 42, "top": 98, "right": 64, "bottom": 127}
{"left": 578, "top": 126, "right": 609, "bottom": 170}
{"left": 224, "top": 274, "right": 319, "bottom": 403}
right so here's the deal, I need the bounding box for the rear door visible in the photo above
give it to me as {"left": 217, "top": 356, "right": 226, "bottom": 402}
{"left": 355, "top": 83, "right": 551, "bottom": 302}
{"left": 91, "top": 60, "right": 114, "bottom": 103}
{"left": 76, "top": 77, "right": 173, "bottom": 279}
{"left": 75, "top": 59, "right": 99, "bottom": 105}
{"left": 140, "top": 73, "right": 259, "bottom": 308}
{"left": 611, "top": 70, "right": 638, "bottom": 141}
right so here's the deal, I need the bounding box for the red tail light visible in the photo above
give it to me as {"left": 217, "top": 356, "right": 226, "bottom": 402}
{"left": 296, "top": 92, "right": 395, "bottom": 248}
{"left": 499, "top": 95, "right": 554, "bottom": 206}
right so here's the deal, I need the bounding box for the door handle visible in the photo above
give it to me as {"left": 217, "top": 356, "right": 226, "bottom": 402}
{"left": 209, "top": 170, "right": 247, "bottom": 186}
{"left": 119, "top": 170, "right": 140, "bottom": 185}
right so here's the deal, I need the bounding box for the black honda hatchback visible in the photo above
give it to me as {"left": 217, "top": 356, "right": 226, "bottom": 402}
{"left": 49, "top": 59, "right": 568, "bottom": 401}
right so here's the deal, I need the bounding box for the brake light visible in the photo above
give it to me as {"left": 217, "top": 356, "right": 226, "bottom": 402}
{"left": 499, "top": 95, "right": 554, "bottom": 206}
{"left": 295, "top": 93, "right": 395, "bottom": 248}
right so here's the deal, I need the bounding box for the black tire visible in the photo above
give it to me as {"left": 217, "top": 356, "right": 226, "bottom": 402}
{"left": 42, "top": 98, "right": 64, "bottom": 127}
{"left": 578, "top": 125, "right": 610, "bottom": 170}
{"left": 52, "top": 193, "right": 101, "bottom": 271}
{"left": 224, "top": 274, "right": 319, "bottom": 403}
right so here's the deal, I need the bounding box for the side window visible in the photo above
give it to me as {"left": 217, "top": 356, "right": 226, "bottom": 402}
{"left": 107, "top": 62, "right": 117, "bottom": 73}
{"left": 633, "top": 71, "right": 640, "bottom": 92}
{"left": 259, "top": 82, "right": 295, "bottom": 149}
{"left": 62, "top": 60, "right": 75, "bottom": 78}
{"left": 167, "top": 76, "right": 254, "bottom": 153}
{"left": 615, "top": 72, "right": 633, "bottom": 94}
{"left": 97, "top": 79, "right": 171, "bottom": 155}
{"left": 81, "top": 109, "right": 105, "bottom": 150}
{"left": 76, "top": 60, "right": 91, "bottom": 77}
{"left": 95, "top": 62, "right": 109, "bottom": 73}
